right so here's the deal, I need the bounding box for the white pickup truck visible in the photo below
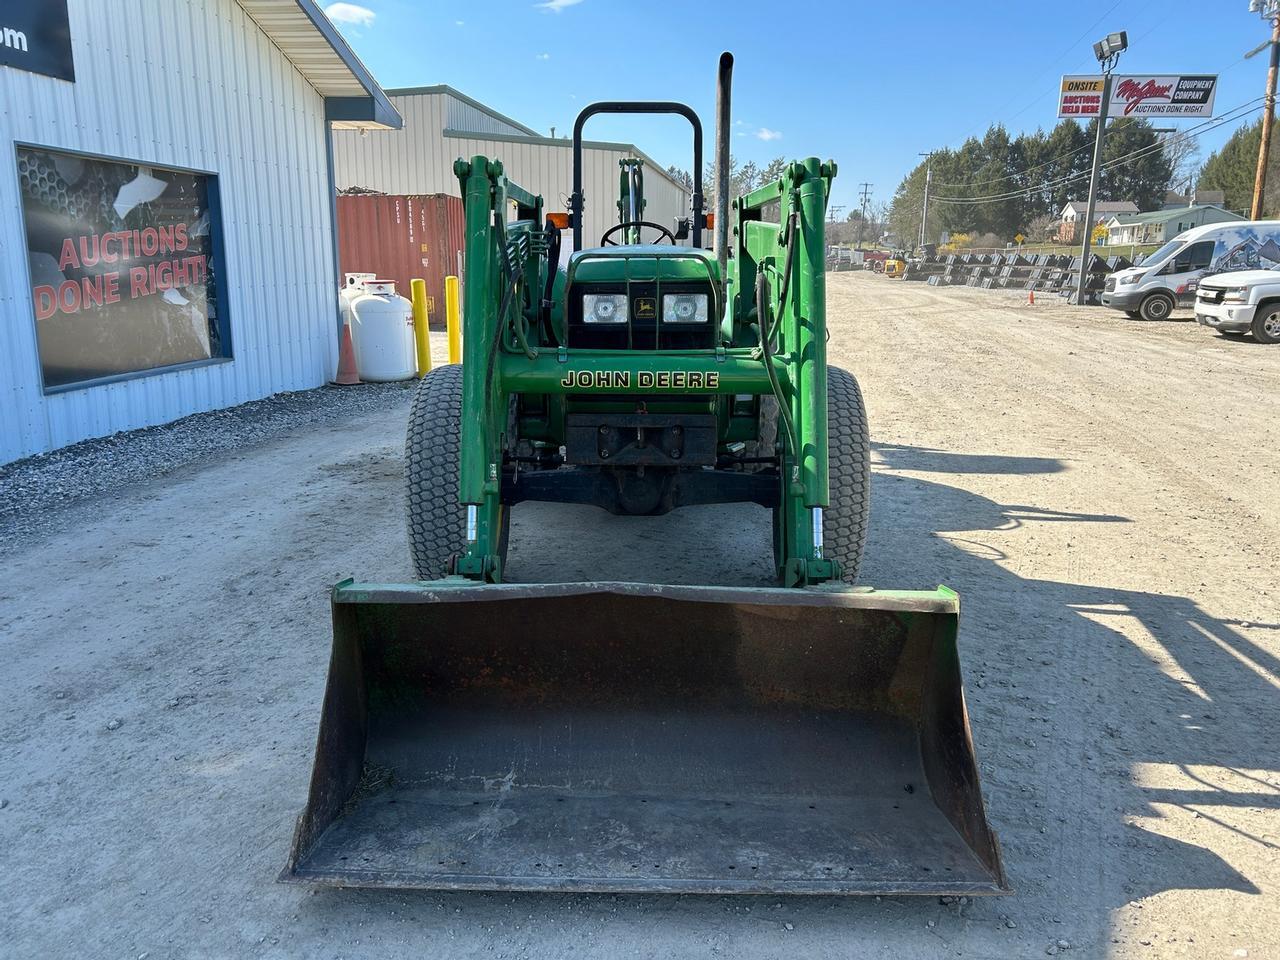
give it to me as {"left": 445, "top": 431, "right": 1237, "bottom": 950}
{"left": 1195, "top": 270, "right": 1280, "bottom": 344}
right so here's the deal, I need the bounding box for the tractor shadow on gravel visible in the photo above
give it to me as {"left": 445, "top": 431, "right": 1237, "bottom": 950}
{"left": 859, "top": 447, "right": 1270, "bottom": 933}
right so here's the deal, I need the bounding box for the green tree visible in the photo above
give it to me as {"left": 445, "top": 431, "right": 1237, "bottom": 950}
{"left": 1087, "top": 117, "right": 1173, "bottom": 210}
{"left": 1199, "top": 117, "right": 1279, "bottom": 216}
{"left": 665, "top": 165, "right": 694, "bottom": 191}
{"left": 1036, "top": 120, "right": 1092, "bottom": 216}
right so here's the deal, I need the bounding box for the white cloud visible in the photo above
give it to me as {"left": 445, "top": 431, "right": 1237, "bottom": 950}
{"left": 755, "top": 127, "right": 783, "bottom": 141}
{"left": 536, "top": 0, "right": 585, "bottom": 12}
{"left": 324, "top": 2, "right": 375, "bottom": 27}
{"left": 455, "top": 19, "right": 464, "bottom": 26}
{"left": 536, "top": 52, "right": 551, "bottom": 60}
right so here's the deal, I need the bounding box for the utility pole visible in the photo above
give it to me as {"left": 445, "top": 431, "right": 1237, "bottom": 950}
{"left": 918, "top": 152, "right": 934, "bottom": 251}
{"left": 1076, "top": 31, "right": 1127, "bottom": 306}
{"left": 1250, "top": 1, "right": 1280, "bottom": 219}
{"left": 855, "top": 182, "right": 872, "bottom": 250}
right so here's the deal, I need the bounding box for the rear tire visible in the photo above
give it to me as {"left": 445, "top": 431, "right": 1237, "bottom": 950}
{"left": 405, "top": 365, "right": 509, "bottom": 579}
{"left": 825, "top": 366, "right": 872, "bottom": 584}
{"left": 1138, "top": 292, "right": 1175, "bottom": 322}
{"left": 1251, "top": 305, "right": 1280, "bottom": 344}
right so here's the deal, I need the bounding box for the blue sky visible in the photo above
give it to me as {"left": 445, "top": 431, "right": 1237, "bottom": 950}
{"left": 324, "top": 0, "right": 1272, "bottom": 214}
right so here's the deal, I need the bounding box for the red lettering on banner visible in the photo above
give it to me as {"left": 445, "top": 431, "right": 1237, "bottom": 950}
{"left": 34, "top": 285, "right": 57, "bottom": 321}
{"left": 129, "top": 266, "right": 149, "bottom": 298}
{"left": 35, "top": 227, "right": 208, "bottom": 318}
{"left": 1114, "top": 78, "right": 1174, "bottom": 116}
{"left": 57, "top": 279, "right": 81, "bottom": 314}
{"left": 58, "top": 238, "right": 80, "bottom": 271}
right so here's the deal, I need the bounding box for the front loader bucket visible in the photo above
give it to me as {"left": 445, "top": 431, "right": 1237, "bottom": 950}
{"left": 282, "top": 581, "right": 1007, "bottom": 895}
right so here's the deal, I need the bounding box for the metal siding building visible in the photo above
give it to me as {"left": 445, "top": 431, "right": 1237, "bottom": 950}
{"left": 333, "top": 87, "right": 691, "bottom": 250}
{"left": 0, "top": 0, "right": 399, "bottom": 464}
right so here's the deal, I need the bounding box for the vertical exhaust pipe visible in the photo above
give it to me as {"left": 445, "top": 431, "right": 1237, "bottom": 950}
{"left": 714, "top": 52, "right": 733, "bottom": 305}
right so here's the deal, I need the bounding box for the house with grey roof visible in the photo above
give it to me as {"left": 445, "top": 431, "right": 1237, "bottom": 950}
{"left": 1103, "top": 205, "right": 1245, "bottom": 245}
{"left": 1054, "top": 200, "right": 1140, "bottom": 242}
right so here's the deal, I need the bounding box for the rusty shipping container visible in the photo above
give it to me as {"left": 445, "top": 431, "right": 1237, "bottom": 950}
{"left": 336, "top": 194, "right": 464, "bottom": 327}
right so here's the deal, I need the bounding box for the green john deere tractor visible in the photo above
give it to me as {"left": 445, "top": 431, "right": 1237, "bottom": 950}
{"left": 282, "top": 54, "right": 1007, "bottom": 896}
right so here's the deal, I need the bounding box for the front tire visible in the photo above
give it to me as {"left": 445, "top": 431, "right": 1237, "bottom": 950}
{"left": 1251, "top": 305, "right": 1280, "bottom": 344}
{"left": 769, "top": 367, "right": 871, "bottom": 584}
{"left": 1138, "top": 292, "right": 1175, "bottom": 322}
{"left": 825, "top": 366, "right": 872, "bottom": 584}
{"left": 405, "top": 365, "right": 509, "bottom": 579}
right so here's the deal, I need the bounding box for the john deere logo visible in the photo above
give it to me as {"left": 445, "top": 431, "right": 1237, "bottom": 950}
{"left": 560, "top": 370, "right": 720, "bottom": 390}
{"left": 634, "top": 297, "right": 656, "bottom": 319}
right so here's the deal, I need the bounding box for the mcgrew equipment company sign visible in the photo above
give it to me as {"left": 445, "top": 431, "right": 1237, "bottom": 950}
{"left": 1058, "top": 74, "right": 1218, "bottom": 119}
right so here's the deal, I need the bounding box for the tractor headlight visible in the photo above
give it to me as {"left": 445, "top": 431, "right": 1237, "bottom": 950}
{"left": 582, "top": 293, "right": 628, "bottom": 323}
{"left": 662, "top": 293, "right": 709, "bottom": 323}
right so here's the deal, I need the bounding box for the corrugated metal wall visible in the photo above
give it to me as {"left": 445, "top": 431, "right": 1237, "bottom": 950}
{"left": 443, "top": 94, "right": 531, "bottom": 138}
{"left": 336, "top": 194, "right": 464, "bottom": 322}
{"left": 332, "top": 90, "right": 691, "bottom": 252}
{"left": 0, "top": 0, "right": 337, "bottom": 464}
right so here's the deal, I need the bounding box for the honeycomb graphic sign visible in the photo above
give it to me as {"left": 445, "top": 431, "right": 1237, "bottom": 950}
{"left": 18, "top": 146, "right": 228, "bottom": 390}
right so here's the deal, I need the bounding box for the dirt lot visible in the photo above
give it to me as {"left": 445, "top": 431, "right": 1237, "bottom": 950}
{"left": 3, "top": 273, "right": 1279, "bottom": 959}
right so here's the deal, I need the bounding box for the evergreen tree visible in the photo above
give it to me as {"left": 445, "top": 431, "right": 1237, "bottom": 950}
{"left": 889, "top": 117, "right": 1176, "bottom": 243}
{"left": 1199, "top": 118, "right": 1278, "bottom": 215}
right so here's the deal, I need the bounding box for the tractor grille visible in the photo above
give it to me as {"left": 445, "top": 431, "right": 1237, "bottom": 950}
{"left": 568, "top": 283, "right": 716, "bottom": 350}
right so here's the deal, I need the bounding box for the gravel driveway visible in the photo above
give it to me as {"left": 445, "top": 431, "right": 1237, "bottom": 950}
{"left": 2, "top": 275, "right": 1278, "bottom": 958}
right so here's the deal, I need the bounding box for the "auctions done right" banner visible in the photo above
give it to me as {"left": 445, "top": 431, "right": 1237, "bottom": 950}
{"left": 1058, "top": 74, "right": 1218, "bottom": 119}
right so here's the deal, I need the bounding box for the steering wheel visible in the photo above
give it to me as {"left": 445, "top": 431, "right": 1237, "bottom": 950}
{"left": 601, "top": 220, "right": 677, "bottom": 246}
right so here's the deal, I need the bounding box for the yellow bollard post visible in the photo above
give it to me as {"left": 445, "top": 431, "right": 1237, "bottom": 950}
{"left": 410, "top": 279, "right": 433, "bottom": 377}
{"left": 445, "top": 275, "right": 462, "bottom": 364}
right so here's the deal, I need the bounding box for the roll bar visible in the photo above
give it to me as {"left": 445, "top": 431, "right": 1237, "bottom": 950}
{"left": 569, "top": 101, "right": 704, "bottom": 250}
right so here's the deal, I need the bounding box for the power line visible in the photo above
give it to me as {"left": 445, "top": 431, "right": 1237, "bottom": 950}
{"left": 855, "top": 182, "right": 872, "bottom": 250}
{"left": 929, "top": 99, "right": 1265, "bottom": 204}
{"left": 933, "top": 95, "right": 1259, "bottom": 192}
{"left": 928, "top": 13, "right": 1250, "bottom": 193}
{"left": 942, "top": 0, "right": 1127, "bottom": 149}
{"left": 932, "top": 136, "right": 1099, "bottom": 190}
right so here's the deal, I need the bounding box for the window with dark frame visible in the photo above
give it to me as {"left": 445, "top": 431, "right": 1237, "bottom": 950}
{"left": 17, "top": 145, "right": 230, "bottom": 391}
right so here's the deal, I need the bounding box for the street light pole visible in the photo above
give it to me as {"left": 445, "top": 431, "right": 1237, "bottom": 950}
{"left": 1250, "top": 3, "right": 1280, "bottom": 219}
{"left": 918, "top": 152, "right": 933, "bottom": 251}
{"left": 1076, "top": 32, "right": 1127, "bottom": 306}
{"left": 856, "top": 182, "right": 872, "bottom": 250}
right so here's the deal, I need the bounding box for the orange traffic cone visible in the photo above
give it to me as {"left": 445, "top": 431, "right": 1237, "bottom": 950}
{"left": 1028, "top": 290, "right": 1035, "bottom": 305}
{"left": 334, "top": 322, "right": 361, "bottom": 385}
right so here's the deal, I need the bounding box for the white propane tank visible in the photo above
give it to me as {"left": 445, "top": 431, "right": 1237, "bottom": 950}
{"left": 350, "top": 280, "right": 417, "bottom": 382}
{"left": 340, "top": 272, "right": 376, "bottom": 328}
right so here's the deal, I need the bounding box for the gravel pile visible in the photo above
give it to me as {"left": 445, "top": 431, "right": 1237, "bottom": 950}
{"left": 0, "top": 381, "right": 416, "bottom": 548}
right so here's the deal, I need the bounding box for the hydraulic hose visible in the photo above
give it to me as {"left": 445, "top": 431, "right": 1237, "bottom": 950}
{"left": 756, "top": 270, "right": 798, "bottom": 465}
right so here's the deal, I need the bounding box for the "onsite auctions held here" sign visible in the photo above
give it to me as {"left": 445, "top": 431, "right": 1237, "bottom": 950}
{"left": 1058, "top": 74, "right": 1218, "bottom": 119}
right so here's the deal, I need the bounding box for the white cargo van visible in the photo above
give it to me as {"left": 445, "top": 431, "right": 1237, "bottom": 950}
{"left": 1099, "top": 220, "right": 1280, "bottom": 321}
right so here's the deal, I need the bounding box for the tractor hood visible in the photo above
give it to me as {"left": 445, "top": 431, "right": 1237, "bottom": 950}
{"left": 569, "top": 246, "right": 721, "bottom": 285}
